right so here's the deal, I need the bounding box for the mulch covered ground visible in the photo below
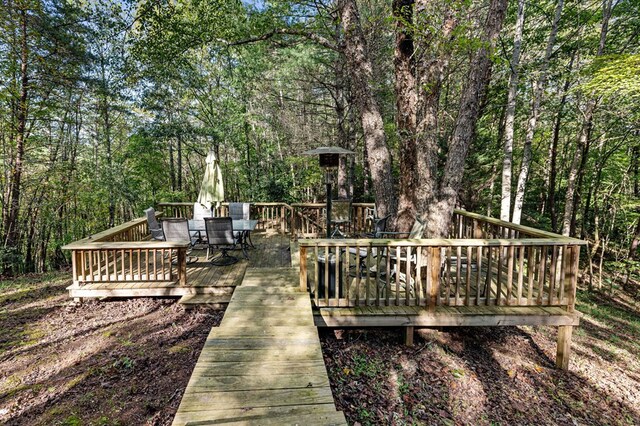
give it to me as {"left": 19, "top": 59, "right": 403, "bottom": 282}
{"left": 320, "top": 289, "right": 640, "bottom": 425}
{"left": 0, "top": 273, "right": 222, "bottom": 425}
{"left": 1, "top": 272, "right": 639, "bottom": 425}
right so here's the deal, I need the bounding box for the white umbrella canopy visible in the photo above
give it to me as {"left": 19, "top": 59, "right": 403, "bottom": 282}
{"left": 197, "top": 150, "right": 224, "bottom": 209}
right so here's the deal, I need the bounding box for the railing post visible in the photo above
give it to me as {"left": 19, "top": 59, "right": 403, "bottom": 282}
{"left": 177, "top": 248, "right": 187, "bottom": 286}
{"left": 71, "top": 250, "right": 79, "bottom": 286}
{"left": 428, "top": 247, "right": 441, "bottom": 312}
{"left": 300, "top": 246, "right": 307, "bottom": 292}
{"left": 564, "top": 245, "right": 580, "bottom": 313}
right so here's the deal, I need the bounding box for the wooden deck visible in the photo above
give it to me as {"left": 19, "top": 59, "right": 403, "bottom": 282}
{"left": 172, "top": 267, "right": 347, "bottom": 426}
{"left": 67, "top": 232, "right": 292, "bottom": 304}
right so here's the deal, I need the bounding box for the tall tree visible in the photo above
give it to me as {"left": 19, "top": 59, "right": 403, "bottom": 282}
{"left": 339, "top": 0, "right": 396, "bottom": 219}
{"left": 511, "top": 0, "right": 564, "bottom": 225}
{"left": 561, "top": 0, "right": 613, "bottom": 236}
{"left": 500, "top": 0, "right": 525, "bottom": 223}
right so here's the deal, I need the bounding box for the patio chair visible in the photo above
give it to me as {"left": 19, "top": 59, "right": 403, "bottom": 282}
{"left": 204, "top": 217, "right": 240, "bottom": 266}
{"left": 347, "top": 214, "right": 391, "bottom": 277}
{"left": 161, "top": 218, "right": 198, "bottom": 264}
{"left": 145, "top": 207, "right": 164, "bottom": 241}
{"left": 330, "top": 199, "right": 352, "bottom": 237}
{"left": 229, "top": 202, "right": 250, "bottom": 220}
{"left": 192, "top": 202, "right": 213, "bottom": 241}
{"left": 228, "top": 202, "right": 253, "bottom": 247}
{"left": 370, "top": 217, "right": 428, "bottom": 296}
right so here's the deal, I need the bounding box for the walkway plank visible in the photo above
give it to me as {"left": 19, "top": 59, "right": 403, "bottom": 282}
{"left": 172, "top": 267, "right": 346, "bottom": 426}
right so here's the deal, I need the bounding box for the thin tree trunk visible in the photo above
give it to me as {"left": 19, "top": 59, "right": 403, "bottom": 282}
{"left": 512, "top": 0, "right": 564, "bottom": 225}
{"left": 562, "top": 0, "right": 613, "bottom": 236}
{"left": 169, "top": 138, "right": 176, "bottom": 191}
{"left": 500, "top": 0, "right": 525, "bottom": 224}
{"left": 546, "top": 58, "right": 573, "bottom": 232}
{"left": 177, "top": 133, "right": 183, "bottom": 191}
{"left": 3, "top": 7, "right": 28, "bottom": 275}
{"left": 339, "top": 0, "right": 396, "bottom": 219}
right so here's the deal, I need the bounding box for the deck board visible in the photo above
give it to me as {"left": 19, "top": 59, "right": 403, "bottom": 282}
{"left": 172, "top": 267, "right": 346, "bottom": 426}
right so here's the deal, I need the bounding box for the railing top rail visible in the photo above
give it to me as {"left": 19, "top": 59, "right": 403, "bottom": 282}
{"left": 299, "top": 237, "right": 587, "bottom": 247}
{"left": 63, "top": 240, "right": 190, "bottom": 250}
{"left": 157, "top": 201, "right": 291, "bottom": 206}
{"left": 63, "top": 216, "right": 149, "bottom": 247}
{"left": 290, "top": 202, "right": 375, "bottom": 207}
{"left": 454, "top": 209, "right": 584, "bottom": 243}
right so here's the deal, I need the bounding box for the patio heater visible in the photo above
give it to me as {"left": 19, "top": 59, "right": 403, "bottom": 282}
{"left": 303, "top": 146, "right": 355, "bottom": 238}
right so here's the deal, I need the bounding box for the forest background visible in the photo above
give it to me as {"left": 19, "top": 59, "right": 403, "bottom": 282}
{"left": 1, "top": 0, "right": 639, "bottom": 293}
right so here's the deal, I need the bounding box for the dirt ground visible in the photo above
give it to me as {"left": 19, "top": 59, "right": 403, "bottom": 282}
{"left": 320, "top": 289, "right": 640, "bottom": 425}
{"left": 1, "top": 272, "right": 639, "bottom": 425}
{"left": 0, "top": 273, "right": 222, "bottom": 426}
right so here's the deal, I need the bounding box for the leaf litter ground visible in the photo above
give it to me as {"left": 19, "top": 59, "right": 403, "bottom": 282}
{"left": 1, "top": 272, "right": 639, "bottom": 425}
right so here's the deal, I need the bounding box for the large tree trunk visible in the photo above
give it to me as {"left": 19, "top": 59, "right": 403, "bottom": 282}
{"left": 511, "top": 0, "right": 564, "bottom": 225}
{"left": 413, "top": 1, "right": 457, "bottom": 221}
{"left": 423, "top": 0, "right": 508, "bottom": 237}
{"left": 335, "top": 59, "right": 352, "bottom": 199}
{"left": 394, "top": 0, "right": 418, "bottom": 232}
{"left": 3, "top": 7, "right": 28, "bottom": 275}
{"left": 500, "top": 0, "right": 525, "bottom": 223}
{"left": 562, "top": 0, "right": 612, "bottom": 236}
{"left": 339, "top": 0, "right": 396, "bottom": 219}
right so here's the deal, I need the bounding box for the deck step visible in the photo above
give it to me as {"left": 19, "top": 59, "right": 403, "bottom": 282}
{"left": 178, "top": 293, "right": 231, "bottom": 307}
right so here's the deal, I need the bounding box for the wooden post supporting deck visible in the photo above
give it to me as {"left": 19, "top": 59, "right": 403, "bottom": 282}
{"left": 556, "top": 244, "right": 580, "bottom": 370}
{"left": 403, "top": 326, "right": 414, "bottom": 346}
{"left": 556, "top": 325, "right": 573, "bottom": 370}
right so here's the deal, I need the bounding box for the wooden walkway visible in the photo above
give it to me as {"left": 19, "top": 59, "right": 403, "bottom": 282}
{"left": 172, "top": 267, "right": 347, "bottom": 425}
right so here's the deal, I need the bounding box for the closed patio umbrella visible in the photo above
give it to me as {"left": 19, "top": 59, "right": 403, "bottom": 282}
{"left": 197, "top": 150, "right": 224, "bottom": 210}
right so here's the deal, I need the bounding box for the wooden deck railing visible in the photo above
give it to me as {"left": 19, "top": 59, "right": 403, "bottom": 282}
{"left": 290, "top": 202, "right": 375, "bottom": 237}
{"left": 63, "top": 214, "right": 189, "bottom": 288}
{"left": 299, "top": 210, "right": 585, "bottom": 312}
{"left": 156, "top": 202, "right": 293, "bottom": 234}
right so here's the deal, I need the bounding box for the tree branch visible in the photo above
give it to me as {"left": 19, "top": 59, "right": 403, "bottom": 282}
{"left": 226, "top": 28, "right": 338, "bottom": 51}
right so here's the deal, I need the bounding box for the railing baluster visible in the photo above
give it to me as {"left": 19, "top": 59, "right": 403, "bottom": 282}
{"left": 465, "top": 246, "right": 472, "bottom": 306}
{"left": 455, "top": 246, "right": 462, "bottom": 306}
{"left": 506, "top": 245, "right": 514, "bottom": 305}
{"left": 516, "top": 246, "right": 525, "bottom": 304}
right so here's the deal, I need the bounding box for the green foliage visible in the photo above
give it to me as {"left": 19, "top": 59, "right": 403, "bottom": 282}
{"left": 580, "top": 54, "right": 640, "bottom": 101}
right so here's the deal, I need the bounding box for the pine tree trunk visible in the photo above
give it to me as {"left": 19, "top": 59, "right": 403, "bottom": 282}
{"left": 340, "top": 0, "right": 396, "bottom": 219}
{"left": 546, "top": 57, "right": 573, "bottom": 232}
{"left": 562, "top": 0, "right": 612, "bottom": 236}
{"left": 394, "top": 0, "right": 418, "bottom": 232}
{"left": 414, "top": 2, "right": 457, "bottom": 220}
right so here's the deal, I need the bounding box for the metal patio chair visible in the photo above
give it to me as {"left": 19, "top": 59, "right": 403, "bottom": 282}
{"left": 161, "top": 218, "right": 198, "bottom": 264}
{"left": 204, "top": 217, "right": 240, "bottom": 266}
{"left": 145, "top": 207, "right": 164, "bottom": 241}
